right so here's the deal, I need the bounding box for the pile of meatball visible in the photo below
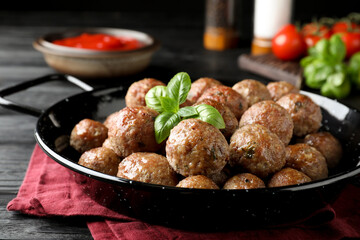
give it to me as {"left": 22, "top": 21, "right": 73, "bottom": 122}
{"left": 70, "top": 77, "right": 343, "bottom": 190}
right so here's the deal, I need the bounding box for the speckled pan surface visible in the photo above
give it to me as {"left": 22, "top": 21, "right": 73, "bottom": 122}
{"left": 32, "top": 79, "right": 360, "bottom": 230}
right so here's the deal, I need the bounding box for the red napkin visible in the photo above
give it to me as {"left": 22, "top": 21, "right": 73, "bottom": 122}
{"left": 7, "top": 145, "right": 360, "bottom": 240}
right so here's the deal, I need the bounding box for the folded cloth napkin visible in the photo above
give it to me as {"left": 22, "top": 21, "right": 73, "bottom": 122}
{"left": 7, "top": 145, "right": 360, "bottom": 240}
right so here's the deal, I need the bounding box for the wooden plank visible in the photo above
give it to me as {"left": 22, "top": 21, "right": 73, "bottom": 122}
{"left": 238, "top": 53, "right": 303, "bottom": 89}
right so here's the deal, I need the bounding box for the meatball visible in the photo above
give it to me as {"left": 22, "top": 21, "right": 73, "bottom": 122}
{"left": 303, "top": 132, "right": 342, "bottom": 169}
{"left": 208, "top": 166, "right": 232, "bottom": 187}
{"left": 166, "top": 119, "right": 229, "bottom": 177}
{"left": 223, "top": 173, "right": 265, "bottom": 190}
{"left": 78, "top": 147, "right": 120, "bottom": 176}
{"left": 187, "top": 77, "right": 222, "bottom": 103}
{"left": 239, "top": 100, "right": 294, "bottom": 145}
{"left": 277, "top": 93, "right": 322, "bottom": 137}
{"left": 70, "top": 119, "right": 108, "bottom": 153}
{"left": 125, "top": 78, "right": 165, "bottom": 107}
{"left": 176, "top": 175, "right": 219, "bottom": 189}
{"left": 103, "top": 111, "right": 121, "bottom": 129}
{"left": 267, "top": 81, "right": 299, "bottom": 101}
{"left": 285, "top": 143, "right": 328, "bottom": 181}
{"left": 268, "top": 167, "right": 312, "bottom": 187}
{"left": 197, "top": 85, "right": 248, "bottom": 120}
{"left": 106, "top": 106, "right": 161, "bottom": 158}
{"left": 229, "top": 124, "right": 286, "bottom": 178}
{"left": 117, "top": 152, "right": 178, "bottom": 186}
{"left": 232, "top": 79, "right": 271, "bottom": 106}
{"left": 194, "top": 99, "right": 238, "bottom": 139}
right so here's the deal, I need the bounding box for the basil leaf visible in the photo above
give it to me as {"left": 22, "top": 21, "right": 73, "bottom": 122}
{"left": 348, "top": 52, "right": 360, "bottom": 88}
{"left": 154, "top": 112, "right": 181, "bottom": 143}
{"left": 160, "top": 96, "right": 179, "bottom": 113}
{"left": 145, "top": 86, "right": 167, "bottom": 113}
{"left": 314, "top": 39, "right": 330, "bottom": 60}
{"left": 177, "top": 106, "right": 198, "bottom": 118}
{"left": 194, "top": 104, "right": 225, "bottom": 129}
{"left": 329, "top": 34, "right": 346, "bottom": 63}
{"left": 300, "top": 56, "right": 315, "bottom": 68}
{"left": 321, "top": 73, "right": 351, "bottom": 99}
{"left": 166, "top": 72, "right": 191, "bottom": 105}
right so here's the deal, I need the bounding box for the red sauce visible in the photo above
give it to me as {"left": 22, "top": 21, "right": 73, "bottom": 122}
{"left": 52, "top": 33, "right": 144, "bottom": 51}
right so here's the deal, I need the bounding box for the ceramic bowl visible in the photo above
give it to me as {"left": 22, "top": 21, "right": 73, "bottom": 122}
{"left": 33, "top": 28, "right": 160, "bottom": 79}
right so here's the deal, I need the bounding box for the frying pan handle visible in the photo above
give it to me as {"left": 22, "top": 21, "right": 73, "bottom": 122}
{"left": 0, "top": 74, "right": 94, "bottom": 117}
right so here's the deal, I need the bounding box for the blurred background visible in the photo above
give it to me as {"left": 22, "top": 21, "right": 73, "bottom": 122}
{"left": 0, "top": 0, "right": 358, "bottom": 44}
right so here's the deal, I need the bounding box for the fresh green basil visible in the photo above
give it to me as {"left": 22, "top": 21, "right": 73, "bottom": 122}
{"left": 166, "top": 72, "right": 191, "bottom": 105}
{"left": 154, "top": 112, "right": 181, "bottom": 144}
{"left": 160, "top": 96, "right": 179, "bottom": 113}
{"left": 194, "top": 104, "right": 225, "bottom": 129}
{"left": 145, "top": 85, "right": 168, "bottom": 113}
{"left": 177, "top": 106, "right": 198, "bottom": 118}
{"left": 329, "top": 34, "right": 346, "bottom": 63}
{"left": 301, "top": 34, "right": 353, "bottom": 99}
{"left": 348, "top": 52, "right": 360, "bottom": 89}
{"left": 146, "top": 72, "right": 226, "bottom": 143}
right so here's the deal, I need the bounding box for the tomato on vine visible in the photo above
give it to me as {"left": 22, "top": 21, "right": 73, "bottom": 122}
{"left": 301, "top": 23, "right": 332, "bottom": 49}
{"left": 272, "top": 24, "right": 306, "bottom": 61}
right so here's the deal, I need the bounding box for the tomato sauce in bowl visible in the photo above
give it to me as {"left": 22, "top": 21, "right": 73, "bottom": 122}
{"left": 52, "top": 33, "right": 144, "bottom": 51}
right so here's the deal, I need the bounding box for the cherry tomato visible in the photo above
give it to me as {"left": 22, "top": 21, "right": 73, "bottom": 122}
{"left": 301, "top": 23, "right": 332, "bottom": 49}
{"left": 332, "top": 21, "right": 359, "bottom": 33}
{"left": 272, "top": 24, "right": 306, "bottom": 61}
{"left": 338, "top": 32, "right": 360, "bottom": 58}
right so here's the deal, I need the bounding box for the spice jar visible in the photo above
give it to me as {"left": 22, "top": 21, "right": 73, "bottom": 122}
{"left": 251, "top": 0, "right": 293, "bottom": 55}
{"left": 204, "top": 0, "right": 238, "bottom": 51}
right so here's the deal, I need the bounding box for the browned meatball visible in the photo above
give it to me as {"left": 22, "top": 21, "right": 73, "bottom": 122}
{"left": 70, "top": 119, "right": 108, "bottom": 153}
{"left": 239, "top": 100, "right": 294, "bottom": 145}
{"left": 267, "top": 81, "right": 299, "bottom": 101}
{"left": 166, "top": 119, "right": 229, "bottom": 177}
{"left": 106, "top": 106, "right": 161, "bottom": 158}
{"left": 277, "top": 93, "right": 322, "bottom": 137}
{"left": 103, "top": 111, "right": 121, "bottom": 129}
{"left": 223, "top": 173, "right": 265, "bottom": 190}
{"left": 232, "top": 79, "right": 271, "bottom": 106}
{"left": 78, "top": 147, "right": 120, "bottom": 176}
{"left": 125, "top": 78, "right": 165, "bottom": 107}
{"left": 176, "top": 175, "right": 219, "bottom": 189}
{"left": 197, "top": 85, "right": 248, "bottom": 120}
{"left": 117, "top": 152, "right": 178, "bottom": 186}
{"left": 303, "top": 132, "right": 342, "bottom": 169}
{"left": 268, "top": 167, "right": 312, "bottom": 187}
{"left": 229, "top": 124, "right": 286, "bottom": 178}
{"left": 187, "top": 77, "right": 222, "bottom": 103}
{"left": 208, "top": 166, "right": 232, "bottom": 187}
{"left": 285, "top": 143, "right": 328, "bottom": 181}
{"left": 194, "top": 99, "right": 238, "bottom": 139}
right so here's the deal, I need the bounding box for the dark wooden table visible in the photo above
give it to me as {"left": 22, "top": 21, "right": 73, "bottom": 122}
{"left": 1, "top": 10, "right": 359, "bottom": 239}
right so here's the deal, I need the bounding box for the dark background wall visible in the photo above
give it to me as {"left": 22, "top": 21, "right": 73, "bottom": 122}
{"left": 0, "top": 0, "right": 358, "bottom": 42}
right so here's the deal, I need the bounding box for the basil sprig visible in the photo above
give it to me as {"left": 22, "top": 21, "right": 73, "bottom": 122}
{"left": 145, "top": 72, "right": 225, "bottom": 143}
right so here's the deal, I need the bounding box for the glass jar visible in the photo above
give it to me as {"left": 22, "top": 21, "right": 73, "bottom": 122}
{"left": 204, "top": 0, "right": 238, "bottom": 51}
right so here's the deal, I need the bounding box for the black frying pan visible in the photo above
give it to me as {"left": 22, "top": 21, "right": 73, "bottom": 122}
{"left": 1, "top": 74, "right": 360, "bottom": 230}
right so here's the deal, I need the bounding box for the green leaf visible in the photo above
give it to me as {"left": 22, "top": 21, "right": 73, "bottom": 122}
{"left": 145, "top": 86, "right": 168, "bottom": 113}
{"left": 160, "top": 96, "right": 179, "bottom": 113}
{"left": 321, "top": 72, "right": 351, "bottom": 99}
{"left": 348, "top": 52, "right": 360, "bottom": 88}
{"left": 300, "top": 56, "right": 315, "bottom": 67}
{"left": 329, "top": 34, "right": 346, "bottom": 63}
{"left": 177, "top": 106, "right": 198, "bottom": 118}
{"left": 313, "top": 39, "right": 330, "bottom": 59}
{"left": 154, "top": 112, "right": 181, "bottom": 144}
{"left": 304, "top": 63, "right": 330, "bottom": 89}
{"left": 166, "top": 72, "right": 191, "bottom": 105}
{"left": 193, "top": 104, "right": 225, "bottom": 129}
